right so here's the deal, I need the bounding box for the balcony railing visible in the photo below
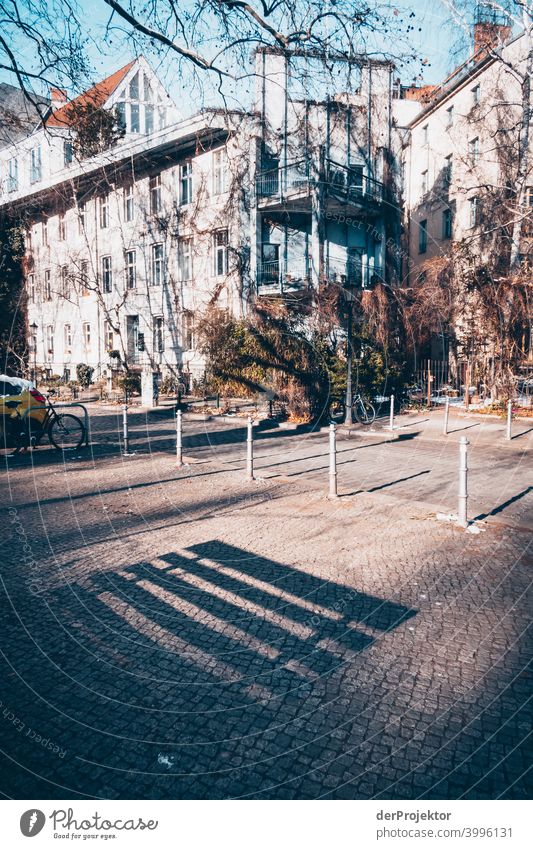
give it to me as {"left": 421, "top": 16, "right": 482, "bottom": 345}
{"left": 256, "top": 158, "right": 390, "bottom": 206}
{"left": 326, "top": 257, "right": 384, "bottom": 290}
{"left": 257, "top": 260, "right": 310, "bottom": 293}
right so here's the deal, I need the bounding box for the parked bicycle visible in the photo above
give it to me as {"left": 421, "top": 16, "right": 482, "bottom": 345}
{"left": 328, "top": 392, "right": 376, "bottom": 425}
{"left": 0, "top": 388, "right": 86, "bottom": 455}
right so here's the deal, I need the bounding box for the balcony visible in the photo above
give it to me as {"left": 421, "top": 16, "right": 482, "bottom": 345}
{"left": 326, "top": 256, "right": 384, "bottom": 290}
{"left": 255, "top": 158, "right": 393, "bottom": 214}
{"left": 256, "top": 260, "right": 310, "bottom": 295}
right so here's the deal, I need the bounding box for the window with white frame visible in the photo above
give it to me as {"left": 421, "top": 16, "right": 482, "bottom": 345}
{"left": 63, "top": 323, "right": 72, "bottom": 351}
{"left": 58, "top": 212, "right": 66, "bottom": 240}
{"left": 182, "top": 311, "right": 194, "bottom": 350}
{"left": 28, "top": 273, "right": 35, "bottom": 303}
{"left": 150, "top": 174, "right": 161, "bottom": 214}
{"left": 30, "top": 146, "right": 41, "bottom": 183}
{"left": 102, "top": 255, "right": 112, "bottom": 292}
{"left": 44, "top": 269, "right": 51, "bottom": 300}
{"left": 214, "top": 229, "right": 228, "bottom": 275}
{"left": 469, "top": 196, "right": 479, "bottom": 228}
{"left": 153, "top": 316, "right": 164, "bottom": 353}
{"left": 179, "top": 161, "right": 193, "bottom": 206}
{"left": 469, "top": 137, "right": 479, "bottom": 164}
{"left": 42, "top": 218, "right": 48, "bottom": 246}
{"left": 100, "top": 195, "right": 109, "bottom": 228}
{"left": 125, "top": 250, "right": 136, "bottom": 289}
{"left": 151, "top": 244, "right": 164, "bottom": 285}
{"left": 64, "top": 141, "right": 73, "bottom": 167}
{"left": 61, "top": 265, "right": 69, "bottom": 298}
{"left": 442, "top": 208, "right": 452, "bottom": 240}
{"left": 80, "top": 260, "right": 89, "bottom": 295}
{"left": 46, "top": 325, "right": 54, "bottom": 355}
{"left": 145, "top": 105, "right": 154, "bottom": 134}
{"left": 124, "top": 184, "right": 134, "bottom": 222}
{"left": 7, "top": 158, "right": 18, "bottom": 192}
{"left": 213, "top": 149, "right": 228, "bottom": 195}
{"left": 130, "top": 103, "right": 140, "bottom": 133}
{"left": 104, "top": 320, "right": 114, "bottom": 351}
{"left": 83, "top": 322, "right": 91, "bottom": 347}
{"left": 177, "top": 238, "right": 193, "bottom": 281}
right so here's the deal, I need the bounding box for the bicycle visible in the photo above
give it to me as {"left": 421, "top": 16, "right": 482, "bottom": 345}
{"left": 1, "top": 389, "right": 86, "bottom": 455}
{"left": 328, "top": 392, "right": 376, "bottom": 425}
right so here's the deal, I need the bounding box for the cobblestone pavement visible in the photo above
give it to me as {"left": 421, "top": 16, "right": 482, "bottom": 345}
{"left": 0, "top": 407, "right": 531, "bottom": 799}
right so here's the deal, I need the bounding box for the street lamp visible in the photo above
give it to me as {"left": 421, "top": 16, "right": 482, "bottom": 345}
{"left": 30, "top": 322, "right": 38, "bottom": 382}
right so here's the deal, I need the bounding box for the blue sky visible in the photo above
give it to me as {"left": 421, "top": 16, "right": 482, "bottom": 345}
{"left": 2, "top": 0, "right": 472, "bottom": 110}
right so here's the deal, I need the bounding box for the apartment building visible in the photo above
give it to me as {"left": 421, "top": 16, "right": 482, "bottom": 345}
{"left": 0, "top": 50, "right": 406, "bottom": 390}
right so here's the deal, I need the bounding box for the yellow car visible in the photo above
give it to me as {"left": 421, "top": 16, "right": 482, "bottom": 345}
{"left": 0, "top": 375, "right": 48, "bottom": 450}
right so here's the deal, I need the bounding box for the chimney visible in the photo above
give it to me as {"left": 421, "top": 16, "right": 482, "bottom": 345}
{"left": 474, "top": 21, "right": 511, "bottom": 55}
{"left": 50, "top": 87, "right": 68, "bottom": 111}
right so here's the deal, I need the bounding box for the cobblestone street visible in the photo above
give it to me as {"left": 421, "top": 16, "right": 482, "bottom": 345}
{"left": 0, "top": 407, "right": 531, "bottom": 799}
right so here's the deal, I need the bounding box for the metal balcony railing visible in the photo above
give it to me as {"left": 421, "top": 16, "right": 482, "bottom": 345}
{"left": 256, "top": 158, "right": 391, "bottom": 206}
{"left": 326, "top": 258, "right": 384, "bottom": 290}
{"left": 256, "top": 161, "right": 309, "bottom": 199}
{"left": 256, "top": 260, "right": 310, "bottom": 293}
{"left": 325, "top": 160, "right": 387, "bottom": 204}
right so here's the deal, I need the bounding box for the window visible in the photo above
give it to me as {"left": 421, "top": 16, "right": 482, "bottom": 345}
{"left": 177, "top": 238, "right": 193, "bottom": 281}
{"left": 80, "top": 260, "right": 89, "bottom": 295}
{"left": 129, "top": 72, "right": 139, "bottom": 101}
{"left": 419, "top": 219, "right": 428, "bottom": 254}
{"left": 472, "top": 84, "right": 480, "bottom": 106}
{"left": 30, "top": 146, "right": 41, "bottom": 183}
{"left": 46, "top": 325, "right": 54, "bottom": 355}
{"left": 149, "top": 174, "right": 161, "bottom": 214}
{"left": 124, "top": 184, "right": 134, "bottom": 222}
{"left": 446, "top": 105, "right": 454, "bottom": 128}
{"left": 7, "top": 158, "right": 18, "bottom": 192}
{"left": 442, "top": 208, "right": 452, "bottom": 239}
{"left": 130, "top": 103, "right": 140, "bottom": 133}
{"left": 44, "top": 269, "right": 51, "bottom": 300}
{"left": 83, "top": 322, "right": 91, "bottom": 347}
{"left": 422, "top": 124, "right": 429, "bottom": 145}
{"left": 153, "top": 316, "right": 164, "bottom": 353}
{"left": 64, "top": 141, "right": 73, "bottom": 167}
{"left": 125, "top": 250, "right": 136, "bottom": 289}
{"left": 214, "top": 229, "right": 228, "bottom": 275}
{"left": 28, "top": 274, "right": 35, "bottom": 303}
{"left": 182, "top": 311, "right": 194, "bottom": 350}
{"left": 179, "top": 162, "right": 193, "bottom": 206}
{"left": 42, "top": 218, "right": 48, "bottom": 246}
{"left": 116, "top": 102, "right": 126, "bottom": 131}
{"left": 58, "top": 212, "right": 66, "bottom": 240}
{"left": 151, "top": 244, "right": 164, "bottom": 285}
{"left": 469, "top": 137, "right": 479, "bottom": 165}
{"left": 64, "top": 323, "right": 72, "bottom": 351}
{"left": 104, "top": 321, "right": 114, "bottom": 351}
{"left": 102, "top": 255, "right": 112, "bottom": 292}
{"left": 100, "top": 195, "right": 109, "bottom": 228}
{"left": 421, "top": 170, "right": 428, "bottom": 194}
{"left": 444, "top": 154, "right": 452, "bottom": 184}
{"left": 145, "top": 105, "right": 154, "bottom": 135}
{"left": 61, "top": 265, "right": 70, "bottom": 298}
{"left": 78, "top": 203, "right": 86, "bottom": 233}
{"left": 26, "top": 228, "right": 32, "bottom": 251}
{"left": 213, "top": 149, "right": 228, "bottom": 195}
{"left": 469, "top": 197, "right": 479, "bottom": 228}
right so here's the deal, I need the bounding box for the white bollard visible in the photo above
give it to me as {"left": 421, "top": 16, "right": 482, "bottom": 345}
{"left": 506, "top": 399, "right": 512, "bottom": 441}
{"left": 329, "top": 422, "right": 338, "bottom": 498}
{"left": 176, "top": 408, "right": 183, "bottom": 467}
{"left": 457, "top": 436, "right": 469, "bottom": 528}
{"left": 246, "top": 415, "right": 254, "bottom": 480}
{"left": 122, "top": 404, "right": 130, "bottom": 454}
{"left": 389, "top": 393, "right": 395, "bottom": 432}
{"left": 443, "top": 396, "right": 450, "bottom": 435}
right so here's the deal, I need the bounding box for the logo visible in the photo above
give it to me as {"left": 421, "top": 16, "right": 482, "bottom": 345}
{"left": 20, "top": 810, "right": 46, "bottom": 837}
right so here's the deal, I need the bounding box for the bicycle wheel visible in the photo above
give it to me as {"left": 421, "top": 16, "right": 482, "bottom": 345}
{"left": 328, "top": 398, "right": 346, "bottom": 424}
{"left": 49, "top": 414, "right": 85, "bottom": 451}
{"left": 354, "top": 399, "right": 376, "bottom": 425}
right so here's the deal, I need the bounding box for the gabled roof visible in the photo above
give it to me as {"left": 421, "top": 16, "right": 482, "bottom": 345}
{"left": 46, "top": 60, "right": 136, "bottom": 128}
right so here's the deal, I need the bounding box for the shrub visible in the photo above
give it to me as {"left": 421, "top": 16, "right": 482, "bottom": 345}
{"left": 76, "top": 363, "right": 94, "bottom": 388}
{"left": 118, "top": 373, "right": 141, "bottom": 397}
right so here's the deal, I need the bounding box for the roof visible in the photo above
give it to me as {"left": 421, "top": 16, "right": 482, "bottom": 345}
{"left": 0, "top": 83, "right": 49, "bottom": 148}
{"left": 46, "top": 60, "right": 136, "bottom": 128}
